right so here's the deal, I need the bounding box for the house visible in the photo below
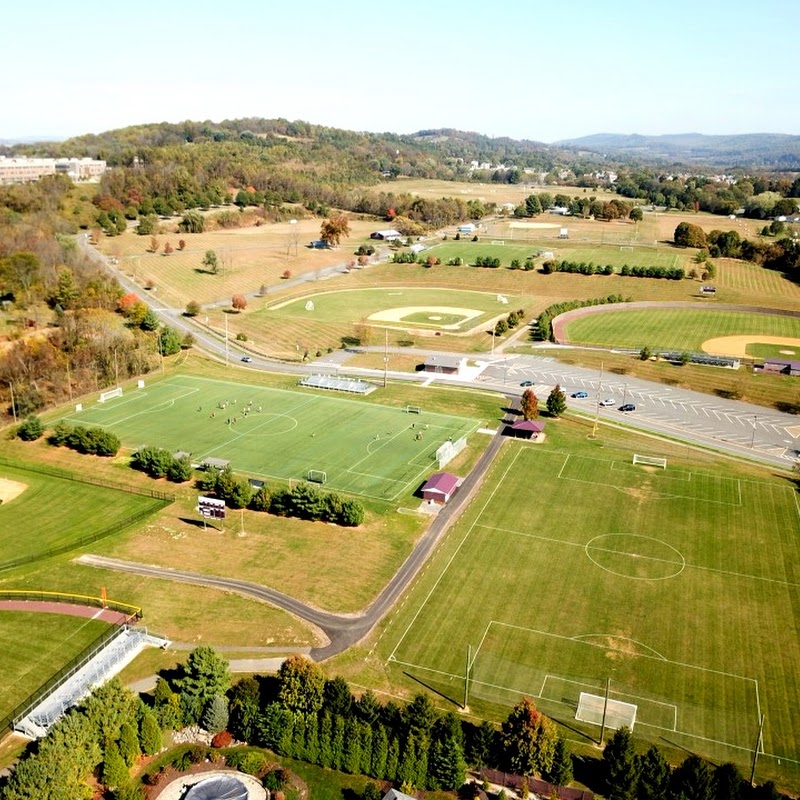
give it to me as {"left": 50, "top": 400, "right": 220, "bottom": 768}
{"left": 420, "top": 472, "right": 459, "bottom": 504}
{"left": 504, "top": 419, "right": 546, "bottom": 440}
{"left": 762, "top": 359, "right": 800, "bottom": 377}
{"left": 422, "top": 355, "right": 466, "bottom": 375}
{"left": 370, "top": 229, "right": 401, "bottom": 240}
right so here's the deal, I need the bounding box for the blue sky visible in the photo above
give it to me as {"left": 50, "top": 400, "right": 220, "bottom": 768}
{"left": 3, "top": 0, "right": 798, "bottom": 141}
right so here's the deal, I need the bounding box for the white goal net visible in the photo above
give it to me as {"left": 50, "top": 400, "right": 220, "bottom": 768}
{"left": 576, "top": 692, "right": 637, "bottom": 730}
{"left": 633, "top": 454, "right": 667, "bottom": 469}
{"left": 99, "top": 387, "right": 122, "bottom": 403}
{"left": 307, "top": 469, "right": 327, "bottom": 484}
{"left": 435, "top": 436, "right": 467, "bottom": 468}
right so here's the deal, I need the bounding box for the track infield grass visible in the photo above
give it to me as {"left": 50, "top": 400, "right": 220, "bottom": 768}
{"left": 380, "top": 436, "right": 800, "bottom": 769}
{"left": 55, "top": 375, "right": 482, "bottom": 501}
{"left": 562, "top": 308, "right": 800, "bottom": 352}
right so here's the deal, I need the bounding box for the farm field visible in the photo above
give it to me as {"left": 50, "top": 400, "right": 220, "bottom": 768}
{"left": 377, "top": 428, "right": 800, "bottom": 774}
{"left": 54, "top": 374, "right": 483, "bottom": 502}
{"left": 0, "top": 612, "right": 110, "bottom": 723}
{"left": 0, "top": 462, "right": 168, "bottom": 568}
{"left": 562, "top": 308, "right": 800, "bottom": 352}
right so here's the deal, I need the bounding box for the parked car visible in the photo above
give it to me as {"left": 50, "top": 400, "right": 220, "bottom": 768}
{"left": 571, "top": 391, "right": 589, "bottom": 399}
{"left": 241, "top": 355, "right": 252, "bottom": 363}
{"left": 620, "top": 403, "right": 636, "bottom": 412}
{"left": 520, "top": 380, "right": 534, "bottom": 387}
{"left": 599, "top": 398, "right": 615, "bottom": 406}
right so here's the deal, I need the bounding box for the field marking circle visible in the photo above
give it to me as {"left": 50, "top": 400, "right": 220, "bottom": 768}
{"left": 584, "top": 533, "right": 685, "bottom": 580}
{"left": 236, "top": 413, "right": 298, "bottom": 436}
{"left": 572, "top": 633, "right": 668, "bottom": 660}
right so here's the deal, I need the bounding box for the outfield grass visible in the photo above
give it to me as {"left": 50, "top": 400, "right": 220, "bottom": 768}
{"left": 0, "top": 612, "right": 110, "bottom": 721}
{"left": 563, "top": 308, "right": 800, "bottom": 351}
{"left": 55, "top": 374, "right": 482, "bottom": 501}
{"left": 376, "top": 425, "right": 800, "bottom": 774}
{"left": 747, "top": 343, "right": 800, "bottom": 359}
{"left": 0, "top": 463, "right": 167, "bottom": 567}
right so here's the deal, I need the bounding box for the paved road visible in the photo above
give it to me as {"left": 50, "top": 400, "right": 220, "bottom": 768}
{"left": 77, "top": 405, "right": 512, "bottom": 660}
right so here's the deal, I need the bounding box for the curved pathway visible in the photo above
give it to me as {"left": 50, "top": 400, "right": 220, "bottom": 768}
{"left": 551, "top": 300, "right": 800, "bottom": 345}
{"left": 77, "top": 407, "right": 512, "bottom": 661}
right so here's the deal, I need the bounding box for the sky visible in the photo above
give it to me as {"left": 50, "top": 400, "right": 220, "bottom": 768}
{"left": 2, "top": 0, "right": 799, "bottom": 142}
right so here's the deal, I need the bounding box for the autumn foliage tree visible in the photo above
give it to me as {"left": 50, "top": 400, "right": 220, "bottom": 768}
{"left": 320, "top": 214, "right": 351, "bottom": 247}
{"left": 163, "top": 241, "right": 174, "bottom": 255}
{"left": 231, "top": 294, "right": 247, "bottom": 312}
{"left": 501, "top": 697, "right": 557, "bottom": 777}
{"left": 520, "top": 389, "right": 539, "bottom": 420}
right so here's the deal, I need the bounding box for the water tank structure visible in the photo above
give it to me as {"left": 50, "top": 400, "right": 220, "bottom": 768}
{"left": 183, "top": 775, "right": 250, "bottom": 800}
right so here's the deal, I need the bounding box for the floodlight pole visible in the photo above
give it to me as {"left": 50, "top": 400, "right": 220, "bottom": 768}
{"left": 383, "top": 329, "right": 389, "bottom": 388}
{"left": 750, "top": 713, "right": 765, "bottom": 785}
{"left": 598, "top": 677, "right": 610, "bottom": 747}
{"left": 225, "top": 314, "right": 229, "bottom": 367}
{"left": 463, "top": 644, "right": 471, "bottom": 709}
{"left": 750, "top": 414, "right": 758, "bottom": 448}
{"left": 592, "top": 362, "right": 604, "bottom": 438}
{"left": 8, "top": 382, "right": 17, "bottom": 425}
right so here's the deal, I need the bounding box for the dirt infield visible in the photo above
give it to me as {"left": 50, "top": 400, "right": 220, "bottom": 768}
{"left": 701, "top": 335, "right": 800, "bottom": 358}
{"left": 0, "top": 478, "right": 27, "bottom": 504}
{"left": 368, "top": 305, "right": 482, "bottom": 329}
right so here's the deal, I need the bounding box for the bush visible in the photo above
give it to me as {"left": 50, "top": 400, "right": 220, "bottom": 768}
{"left": 17, "top": 415, "right": 44, "bottom": 441}
{"left": 212, "top": 731, "right": 233, "bottom": 748}
{"left": 184, "top": 300, "right": 201, "bottom": 317}
{"left": 226, "top": 749, "right": 267, "bottom": 775}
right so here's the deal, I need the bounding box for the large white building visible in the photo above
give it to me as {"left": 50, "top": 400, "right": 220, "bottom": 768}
{"left": 0, "top": 156, "right": 106, "bottom": 185}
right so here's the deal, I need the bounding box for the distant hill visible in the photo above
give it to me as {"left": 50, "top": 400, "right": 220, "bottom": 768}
{"left": 555, "top": 132, "right": 800, "bottom": 168}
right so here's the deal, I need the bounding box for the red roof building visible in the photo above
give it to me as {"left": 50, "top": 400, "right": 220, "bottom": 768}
{"left": 504, "top": 419, "right": 546, "bottom": 439}
{"left": 421, "top": 472, "right": 459, "bottom": 504}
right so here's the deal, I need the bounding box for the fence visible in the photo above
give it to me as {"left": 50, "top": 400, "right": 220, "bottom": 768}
{"left": 0, "top": 590, "right": 141, "bottom": 620}
{"left": 480, "top": 768, "right": 593, "bottom": 800}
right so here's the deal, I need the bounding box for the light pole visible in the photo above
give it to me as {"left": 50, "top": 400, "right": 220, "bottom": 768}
{"left": 750, "top": 414, "right": 758, "bottom": 449}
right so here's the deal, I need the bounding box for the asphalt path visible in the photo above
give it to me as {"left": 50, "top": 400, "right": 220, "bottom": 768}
{"left": 77, "top": 404, "right": 512, "bottom": 660}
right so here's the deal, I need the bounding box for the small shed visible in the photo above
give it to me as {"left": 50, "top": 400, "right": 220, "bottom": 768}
{"left": 173, "top": 450, "right": 192, "bottom": 460}
{"left": 383, "top": 790, "right": 417, "bottom": 800}
{"left": 457, "top": 223, "right": 476, "bottom": 234}
{"left": 504, "top": 419, "right": 546, "bottom": 439}
{"left": 422, "top": 355, "right": 466, "bottom": 375}
{"left": 370, "top": 229, "right": 401, "bottom": 240}
{"left": 421, "top": 472, "right": 459, "bottom": 504}
{"left": 201, "top": 457, "right": 231, "bottom": 471}
{"left": 762, "top": 359, "right": 800, "bottom": 377}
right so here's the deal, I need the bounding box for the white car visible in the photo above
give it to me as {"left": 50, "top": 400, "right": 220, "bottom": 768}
{"left": 599, "top": 398, "right": 615, "bottom": 406}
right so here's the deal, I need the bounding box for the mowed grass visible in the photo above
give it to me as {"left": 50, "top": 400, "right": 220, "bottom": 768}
{"left": 747, "top": 343, "right": 800, "bottom": 359}
{"left": 0, "top": 464, "right": 167, "bottom": 567}
{"left": 381, "top": 431, "right": 800, "bottom": 771}
{"left": 57, "top": 374, "right": 482, "bottom": 501}
{"left": 563, "top": 308, "right": 800, "bottom": 351}
{"left": 0, "top": 612, "right": 110, "bottom": 720}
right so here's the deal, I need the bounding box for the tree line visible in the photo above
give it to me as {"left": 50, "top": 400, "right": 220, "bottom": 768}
{"left": 542, "top": 259, "right": 685, "bottom": 280}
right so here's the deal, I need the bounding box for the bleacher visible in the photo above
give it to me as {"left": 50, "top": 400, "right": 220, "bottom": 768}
{"left": 660, "top": 351, "right": 740, "bottom": 368}
{"left": 14, "top": 627, "right": 170, "bottom": 739}
{"left": 299, "top": 374, "right": 377, "bottom": 395}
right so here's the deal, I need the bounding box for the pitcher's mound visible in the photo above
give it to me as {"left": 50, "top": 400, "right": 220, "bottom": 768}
{"left": 0, "top": 479, "right": 27, "bottom": 505}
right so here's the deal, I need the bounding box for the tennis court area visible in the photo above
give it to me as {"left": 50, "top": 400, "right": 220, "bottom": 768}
{"left": 59, "top": 375, "right": 481, "bottom": 501}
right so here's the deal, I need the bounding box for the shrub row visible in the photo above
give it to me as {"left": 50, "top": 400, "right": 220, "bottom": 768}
{"left": 543, "top": 259, "right": 685, "bottom": 280}
{"left": 131, "top": 446, "right": 193, "bottom": 483}
{"left": 47, "top": 421, "right": 120, "bottom": 457}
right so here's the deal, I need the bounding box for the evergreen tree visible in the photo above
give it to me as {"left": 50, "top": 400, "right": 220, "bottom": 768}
{"left": 343, "top": 717, "right": 363, "bottom": 773}
{"left": 360, "top": 722, "right": 374, "bottom": 776}
{"left": 397, "top": 734, "right": 422, "bottom": 788}
{"left": 428, "top": 734, "right": 467, "bottom": 789}
{"left": 176, "top": 646, "right": 231, "bottom": 726}
{"left": 713, "top": 762, "right": 744, "bottom": 800}
{"left": 371, "top": 724, "right": 389, "bottom": 778}
{"left": 277, "top": 655, "right": 326, "bottom": 716}
{"left": 548, "top": 737, "right": 573, "bottom": 787}
{"left": 331, "top": 714, "right": 347, "bottom": 770}
{"left": 356, "top": 690, "right": 382, "bottom": 726}
{"left": 637, "top": 745, "right": 670, "bottom": 800}
{"left": 102, "top": 742, "right": 129, "bottom": 791}
{"left": 279, "top": 710, "right": 295, "bottom": 756}
{"left": 258, "top": 704, "right": 293, "bottom": 752}
{"left": 292, "top": 714, "right": 307, "bottom": 761}
{"left": 139, "top": 709, "right": 163, "bottom": 756}
{"left": 228, "top": 677, "right": 261, "bottom": 743}
{"left": 324, "top": 676, "right": 354, "bottom": 717}
{"left": 118, "top": 722, "right": 141, "bottom": 767}
{"left": 319, "top": 712, "right": 334, "bottom": 767}
{"left": 202, "top": 694, "right": 229, "bottom": 734}
{"left": 546, "top": 384, "right": 567, "bottom": 417}
{"left": 305, "top": 713, "right": 321, "bottom": 765}
{"left": 672, "top": 755, "right": 714, "bottom": 800}
{"left": 466, "top": 720, "right": 496, "bottom": 768}
{"left": 386, "top": 736, "right": 401, "bottom": 782}
{"left": 603, "top": 727, "right": 640, "bottom": 800}
{"left": 404, "top": 693, "right": 437, "bottom": 741}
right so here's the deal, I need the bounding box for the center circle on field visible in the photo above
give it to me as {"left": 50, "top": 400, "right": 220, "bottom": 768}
{"left": 235, "top": 413, "right": 298, "bottom": 436}
{"left": 584, "top": 534, "right": 685, "bottom": 580}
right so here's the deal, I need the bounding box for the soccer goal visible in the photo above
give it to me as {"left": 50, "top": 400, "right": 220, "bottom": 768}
{"left": 576, "top": 692, "right": 637, "bottom": 730}
{"left": 633, "top": 454, "right": 667, "bottom": 469}
{"left": 405, "top": 405, "right": 422, "bottom": 415}
{"left": 99, "top": 387, "right": 122, "bottom": 403}
{"left": 307, "top": 469, "right": 327, "bottom": 484}
{"left": 490, "top": 240, "right": 505, "bottom": 246}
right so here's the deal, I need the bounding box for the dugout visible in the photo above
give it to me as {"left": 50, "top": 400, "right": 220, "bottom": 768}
{"left": 420, "top": 472, "right": 459, "bottom": 504}
{"left": 504, "top": 419, "right": 546, "bottom": 440}
{"left": 201, "top": 457, "right": 231, "bottom": 471}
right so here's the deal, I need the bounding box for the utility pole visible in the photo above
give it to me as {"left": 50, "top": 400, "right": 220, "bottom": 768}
{"left": 8, "top": 382, "right": 17, "bottom": 424}
{"left": 750, "top": 714, "right": 765, "bottom": 785}
{"left": 225, "top": 314, "right": 229, "bottom": 367}
{"left": 750, "top": 414, "right": 758, "bottom": 448}
{"left": 592, "top": 361, "right": 604, "bottom": 438}
{"left": 463, "top": 644, "right": 471, "bottom": 709}
{"left": 383, "top": 328, "right": 389, "bottom": 388}
{"left": 598, "top": 677, "right": 611, "bottom": 747}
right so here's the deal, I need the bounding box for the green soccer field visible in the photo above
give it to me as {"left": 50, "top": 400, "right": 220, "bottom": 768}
{"left": 382, "top": 438, "right": 800, "bottom": 768}
{"left": 60, "top": 375, "right": 482, "bottom": 501}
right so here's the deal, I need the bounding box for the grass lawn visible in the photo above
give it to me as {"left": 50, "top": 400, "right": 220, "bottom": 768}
{"left": 0, "top": 612, "right": 110, "bottom": 721}
{"left": 562, "top": 308, "right": 800, "bottom": 352}
{"left": 0, "top": 461, "right": 167, "bottom": 568}
{"left": 747, "top": 343, "right": 800, "bottom": 359}
{"left": 53, "top": 373, "right": 483, "bottom": 502}
{"left": 371, "top": 421, "right": 800, "bottom": 778}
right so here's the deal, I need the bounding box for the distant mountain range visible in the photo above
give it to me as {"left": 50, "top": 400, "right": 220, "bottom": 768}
{"left": 555, "top": 132, "right": 800, "bottom": 168}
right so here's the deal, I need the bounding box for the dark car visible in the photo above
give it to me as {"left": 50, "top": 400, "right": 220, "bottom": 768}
{"left": 620, "top": 403, "right": 636, "bottom": 412}
{"left": 571, "top": 391, "right": 589, "bottom": 399}
{"left": 520, "top": 380, "right": 534, "bottom": 387}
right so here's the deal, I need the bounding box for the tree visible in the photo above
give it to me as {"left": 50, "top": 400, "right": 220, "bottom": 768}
{"left": 501, "top": 697, "right": 557, "bottom": 776}
{"left": 671, "top": 754, "right": 714, "bottom": 800}
{"left": 404, "top": 693, "right": 437, "bottom": 742}
{"left": 202, "top": 694, "right": 229, "bottom": 734}
{"left": 674, "top": 222, "right": 707, "bottom": 248}
{"left": 184, "top": 298, "right": 201, "bottom": 316}
{"left": 546, "top": 384, "right": 567, "bottom": 417}
{"left": 320, "top": 214, "right": 351, "bottom": 247}
{"left": 166, "top": 455, "right": 193, "bottom": 483}
{"left": 118, "top": 721, "right": 141, "bottom": 766}
{"left": 202, "top": 250, "right": 219, "bottom": 274}
{"left": 524, "top": 194, "right": 542, "bottom": 216}
{"left": 179, "top": 211, "right": 205, "bottom": 233}
{"left": 428, "top": 712, "right": 466, "bottom": 790}
{"left": 139, "top": 308, "right": 159, "bottom": 331}
{"left": 636, "top": 745, "right": 670, "bottom": 800}
{"left": 324, "top": 676, "right": 354, "bottom": 717}
{"left": 629, "top": 207, "right": 643, "bottom": 222}
{"left": 356, "top": 689, "right": 381, "bottom": 726}
{"left": 149, "top": 235, "right": 160, "bottom": 253}
{"left": 163, "top": 242, "right": 174, "bottom": 256}
{"left": 639, "top": 346, "right": 652, "bottom": 361}
{"left": 713, "top": 762, "right": 744, "bottom": 800}
{"left": 547, "top": 737, "right": 573, "bottom": 786}
{"left": 229, "top": 677, "right": 261, "bottom": 743}
{"left": 102, "top": 741, "right": 129, "bottom": 791}
{"left": 175, "top": 646, "right": 231, "bottom": 725}
{"left": 277, "top": 655, "right": 326, "bottom": 716}
{"left": 231, "top": 294, "right": 247, "bottom": 312}
{"left": 520, "top": 388, "right": 539, "bottom": 420}
{"left": 339, "top": 498, "right": 365, "bottom": 527}
{"left": 17, "top": 415, "right": 44, "bottom": 441}
{"left": 138, "top": 709, "right": 162, "bottom": 756}
{"left": 602, "top": 726, "right": 639, "bottom": 800}
{"left": 159, "top": 325, "right": 182, "bottom": 356}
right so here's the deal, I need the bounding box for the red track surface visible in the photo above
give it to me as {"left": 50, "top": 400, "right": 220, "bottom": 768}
{"left": 0, "top": 600, "right": 131, "bottom": 625}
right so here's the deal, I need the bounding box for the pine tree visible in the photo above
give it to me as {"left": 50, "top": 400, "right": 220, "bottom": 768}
{"left": 713, "top": 762, "right": 744, "bottom": 800}
{"left": 102, "top": 741, "right": 129, "bottom": 791}
{"left": 331, "top": 714, "right": 346, "bottom": 771}
{"left": 397, "top": 734, "right": 421, "bottom": 787}
{"left": 603, "top": 727, "right": 640, "bottom": 800}
{"left": 343, "top": 717, "right": 362, "bottom": 774}
{"left": 360, "top": 723, "right": 374, "bottom": 776}
{"left": 305, "top": 713, "right": 321, "bottom": 765}
{"left": 228, "top": 677, "right": 260, "bottom": 743}
{"left": 386, "top": 736, "right": 401, "bottom": 782}
{"left": 371, "top": 724, "right": 389, "bottom": 778}
{"left": 546, "top": 384, "right": 567, "bottom": 417}
{"left": 671, "top": 754, "right": 714, "bottom": 800}
{"left": 202, "top": 694, "right": 229, "bottom": 734}
{"left": 548, "top": 737, "right": 573, "bottom": 787}
{"left": 139, "top": 710, "right": 163, "bottom": 756}
{"left": 319, "top": 712, "right": 334, "bottom": 767}
{"left": 637, "top": 745, "right": 670, "bottom": 800}
{"left": 118, "top": 722, "right": 141, "bottom": 767}
{"left": 292, "top": 714, "right": 307, "bottom": 761}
